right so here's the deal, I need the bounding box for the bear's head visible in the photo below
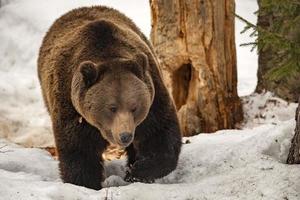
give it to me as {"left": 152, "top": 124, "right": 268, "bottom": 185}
{"left": 71, "top": 53, "right": 155, "bottom": 147}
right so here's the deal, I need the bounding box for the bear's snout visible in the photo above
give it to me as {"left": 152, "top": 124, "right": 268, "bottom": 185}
{"left": 111, "top": 111, "right": 135, "bottom": 146}
{"left": 119, "top": 132, "right": 133, "bottom": 145}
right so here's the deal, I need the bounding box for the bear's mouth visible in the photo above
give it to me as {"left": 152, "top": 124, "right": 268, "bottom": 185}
{"left": 98, "top": 126, "right": 134, "bottom": 147}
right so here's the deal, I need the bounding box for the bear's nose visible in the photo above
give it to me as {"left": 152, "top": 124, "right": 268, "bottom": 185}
{"left": 119, "top": 132, "right": 133, "bottom": 144}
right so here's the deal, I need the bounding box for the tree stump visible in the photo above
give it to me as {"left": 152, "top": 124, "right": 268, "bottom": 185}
{"left": 150, "top": 0, "right": 243, "bottom": 136}
{"left": 287, "top": 98, "right": 300, "bottom": 164}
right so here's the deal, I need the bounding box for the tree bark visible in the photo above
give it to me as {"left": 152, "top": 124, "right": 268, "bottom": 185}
{"left": 287, "top": 98, "right": 300, "bottom": 164}
{"left": 256, "top": 0, "right": 300, "bottom": 102}
{"left": 150, "top": 0, "right": 243, "bottom": 136}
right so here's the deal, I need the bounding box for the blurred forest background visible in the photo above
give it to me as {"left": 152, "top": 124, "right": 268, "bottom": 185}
{"left": 0, "top": 0, "right": 300, "bottom": 171}
{"left": 0, "top": 0, "right": 300, "bottom": 162}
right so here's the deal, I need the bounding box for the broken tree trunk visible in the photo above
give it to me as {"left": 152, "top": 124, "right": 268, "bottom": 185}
{"left": 150, "top": 0, "right": 243, "bottom": 136}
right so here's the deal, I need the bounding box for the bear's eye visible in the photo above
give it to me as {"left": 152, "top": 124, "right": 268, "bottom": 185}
{"left": 131, "top": 107, "right": 137, "bottom": 113}
{"left": 109, "top": 106, "right": 117, "bottom": 113}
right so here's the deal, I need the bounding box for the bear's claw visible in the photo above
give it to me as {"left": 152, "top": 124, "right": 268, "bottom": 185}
{"left": 124, "top": 170, "right": 154, "bottom": 183}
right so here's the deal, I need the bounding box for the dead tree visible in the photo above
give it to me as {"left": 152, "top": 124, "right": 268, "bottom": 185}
{"left": 150, "top": 0, "right": 243, "bottom": 136}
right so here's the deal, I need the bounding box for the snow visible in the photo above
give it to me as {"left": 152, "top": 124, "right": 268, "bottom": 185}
{"left": 0, "top": 114, "right": 299, "bottom": 199}
{"left": 0, "top": 0, "right": 299, "bottom": 199}
{"left": 242, "top": 92, "right": 298, "bottom": 128}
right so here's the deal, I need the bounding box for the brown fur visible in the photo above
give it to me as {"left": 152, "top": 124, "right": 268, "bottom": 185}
{"left": 38, "top": 6, "right": 181, "bottom": 190}
{"left": 70, "top": 56, "right": 154, "bottom": 146}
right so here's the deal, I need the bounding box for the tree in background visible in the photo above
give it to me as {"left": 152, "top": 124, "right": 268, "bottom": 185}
{"left": 238, "top": 0, "right": 300, "bottom": 102}
{"left": 150, "top": 0, "right": 243, "bottom": 136}
{"left": 237, "top": 0, "right": 300, "bottom": 164}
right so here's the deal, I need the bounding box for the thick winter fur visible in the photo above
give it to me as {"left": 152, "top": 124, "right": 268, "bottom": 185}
{"left": 38, "top": 6, "right": 182, "bottom": 190}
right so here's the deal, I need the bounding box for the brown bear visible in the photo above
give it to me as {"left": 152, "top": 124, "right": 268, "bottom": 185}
{"left": 38, "top": 6, "right": 182, "bottom": 190}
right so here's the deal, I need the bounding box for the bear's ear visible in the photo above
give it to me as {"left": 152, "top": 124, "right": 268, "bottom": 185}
{"left": 85, "top": 20, "right": 116, "bottom": 48}
{"left": 79, "top": 61, "right": 99, "bottom": 87}
{"left": 135, "top": 53, "right": 149, "bottom": 75}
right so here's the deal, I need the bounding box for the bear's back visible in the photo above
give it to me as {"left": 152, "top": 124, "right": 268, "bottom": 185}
{"left": 38, "top": 6, "right": 152, "bottom": 73}
{"left": 45, "top": 6, "right": 145, "bottom": 44}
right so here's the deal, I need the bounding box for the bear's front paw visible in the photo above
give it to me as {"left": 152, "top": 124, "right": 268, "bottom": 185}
{"left": 124, "top": 170, "right": 154, "bottom": 183}
{"left": 124, "top": 158, "right": 156, "bottom": 183}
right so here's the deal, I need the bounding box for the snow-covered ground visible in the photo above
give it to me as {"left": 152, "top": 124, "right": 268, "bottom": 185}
{"left": 0, "top": 99, "right": 299, "bottom": 199}
{"left": 0, "top": 0, "right": 299, "bottom": 199}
